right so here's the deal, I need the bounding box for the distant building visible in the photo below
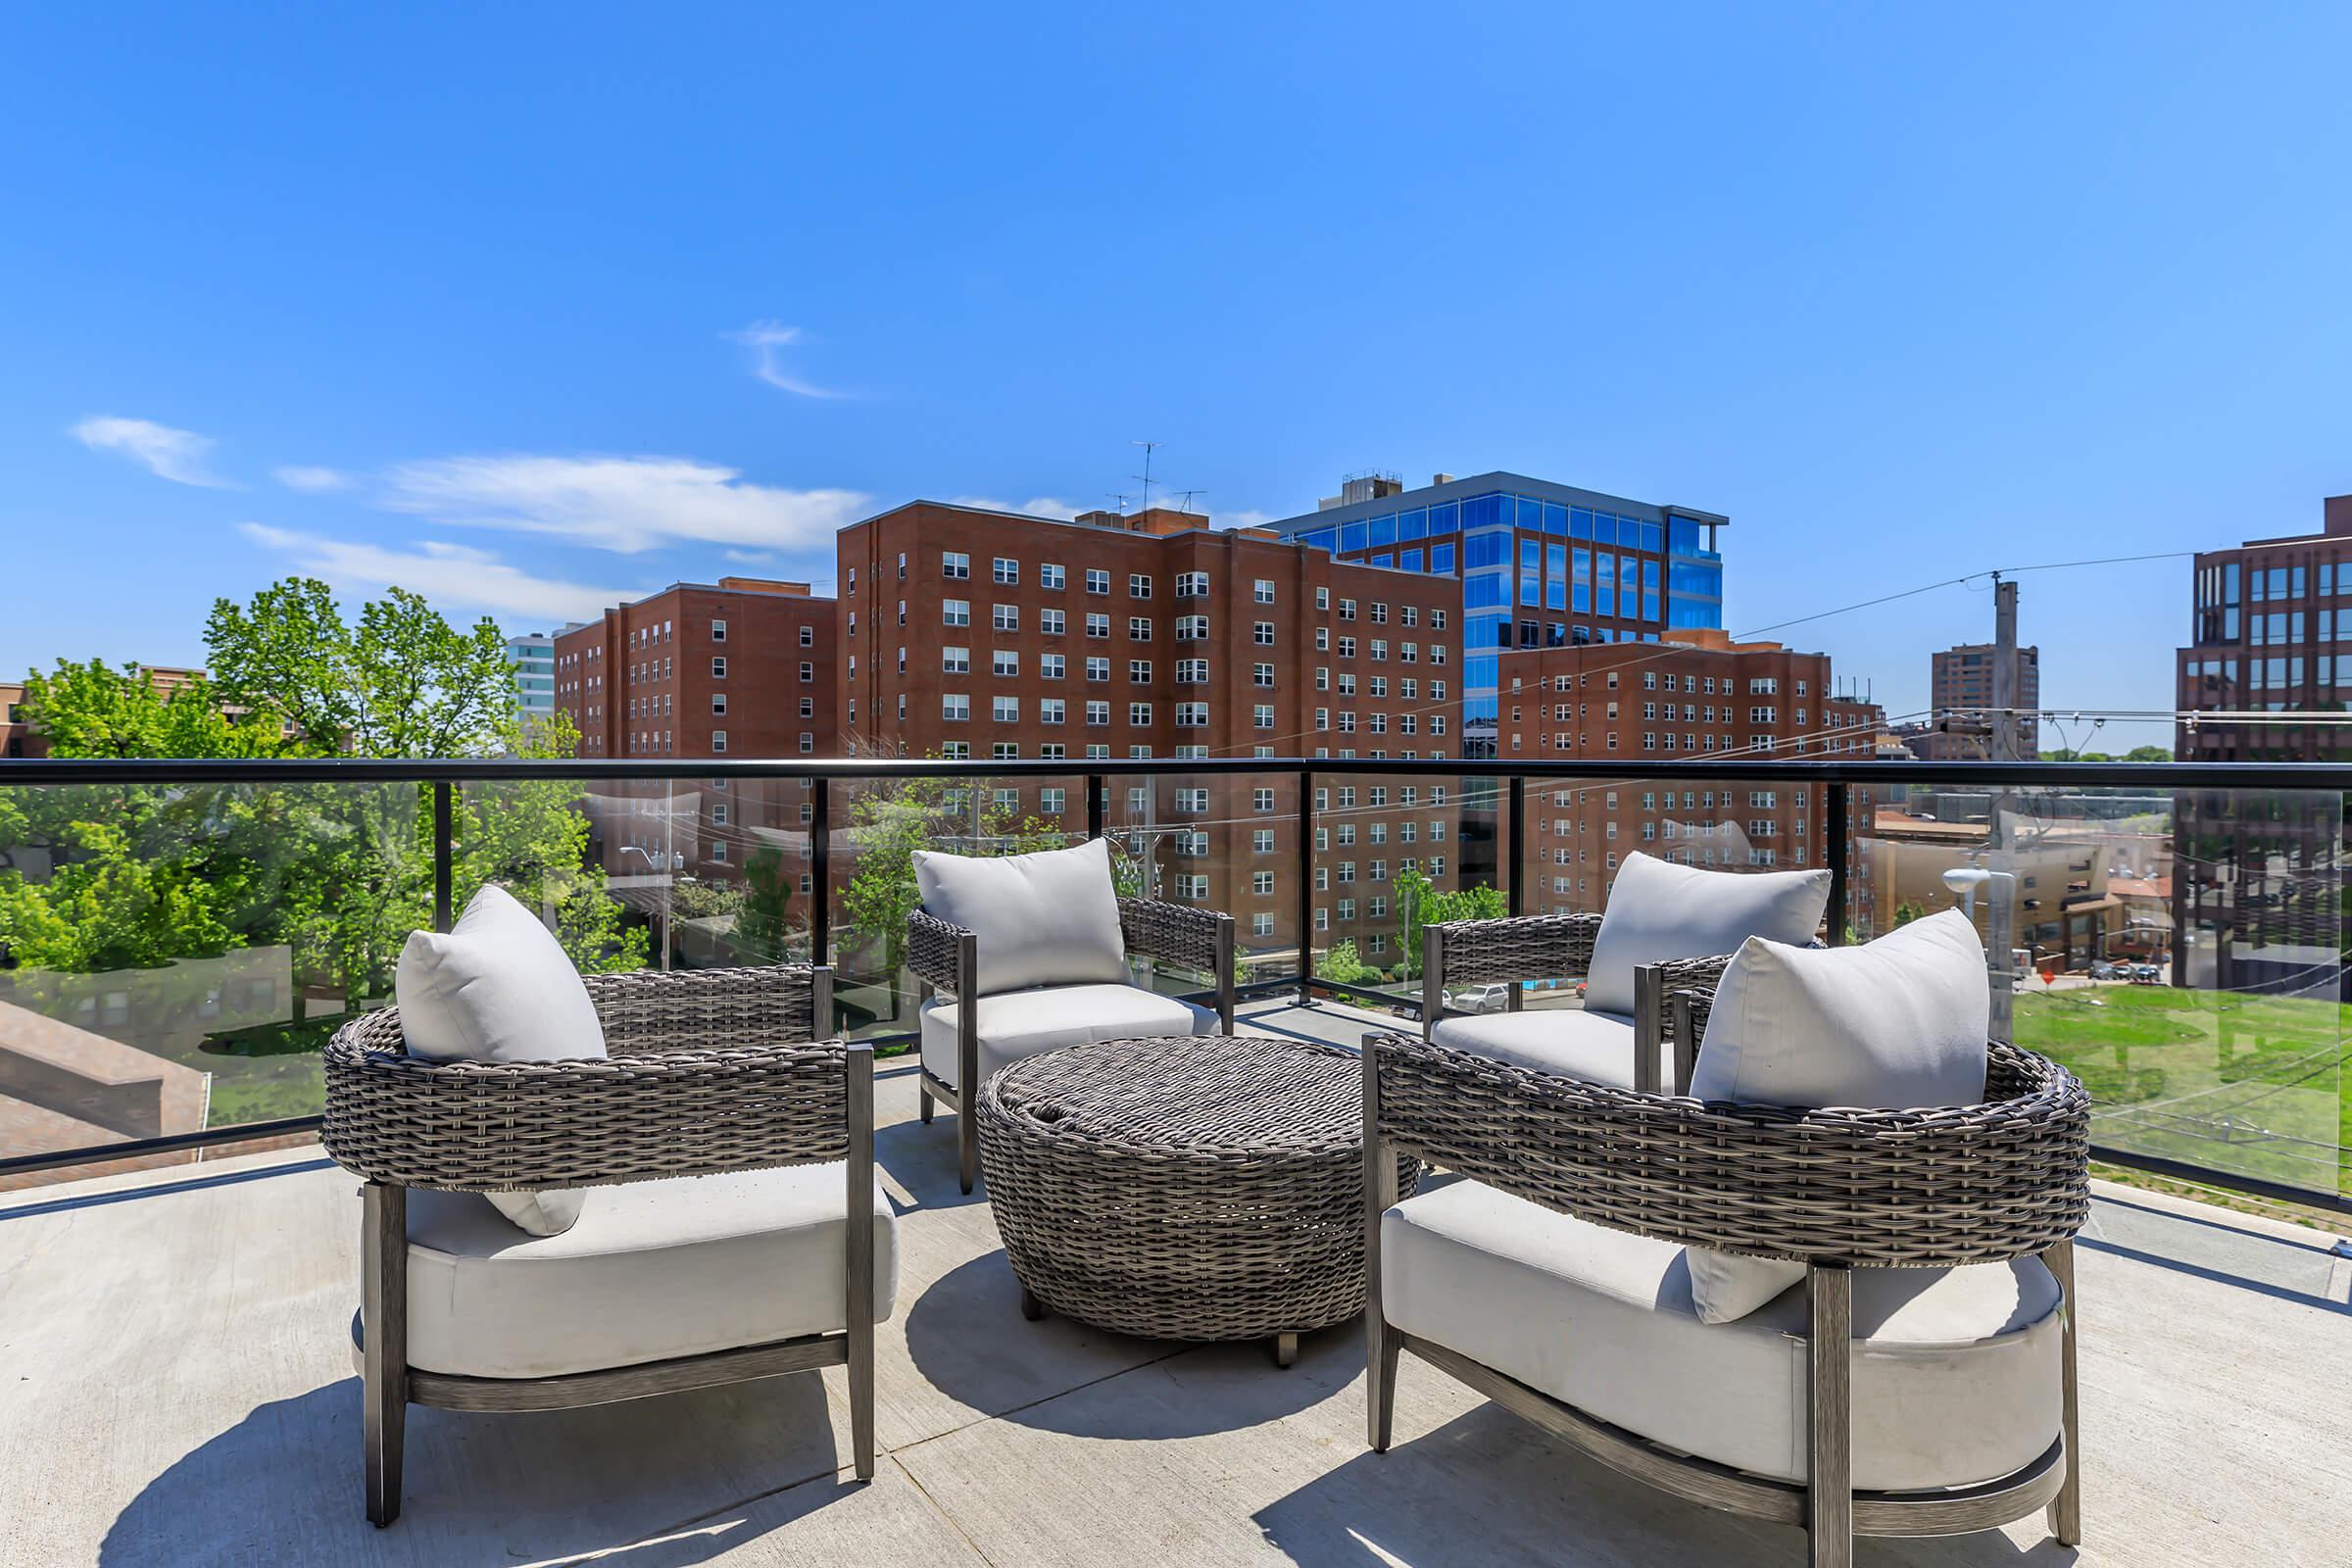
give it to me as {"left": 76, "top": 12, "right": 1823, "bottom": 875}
{"left": 1, "top": 682, "right": 36, "bottom": 760}
{"left": 504, "top": 633, "right": 557, "bottom": 727}
{"left": 1917, "top": 641, "right": 2040, "bottom": 760}
{"left": 1494, "top": 630, "right": 1880, "bottom": 926}
{"left": 553, "top": 578, "right": 838, "bottom": 891}
{"left": 2173, "top": 492, "right": 2352, "bottom": 995}
{"left": 834, "top": 500, "right": 1464, "bottom": 971}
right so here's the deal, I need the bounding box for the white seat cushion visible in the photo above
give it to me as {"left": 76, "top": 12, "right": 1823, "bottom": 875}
{"left": 919, "top": 982, "right": 1216, "bottom": 1092}
{"left": 1383, "top": 1180, "right": 2061, "bottom": 1493}
{"left": 1686, "top": 909, "right": 1992, "bottom": 1323}
{"left": 1585, "top": 853, "right": 1832, "bottom": 1017}
{"left": 393, "top": 1162, "right": 899, "bottom": 1379}
{"left": 396, "top": 882, "right": 608, "bottom": 1237}
{"left": 1430, "top": 1008, "right": 1669, "bottom": 1090}
{"left": 913, "top": 838, "right": 1129, "bottom": 993}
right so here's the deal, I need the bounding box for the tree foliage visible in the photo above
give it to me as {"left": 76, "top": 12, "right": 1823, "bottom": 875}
{"left": 1394, "top": 866, "right": 1508, "bottom": 977}
{"left": 0, "top": 578, "right": 645, "bottom": 1001}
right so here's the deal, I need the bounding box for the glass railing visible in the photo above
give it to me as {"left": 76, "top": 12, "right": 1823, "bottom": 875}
{"left": 2, "top": 756, "right": 2345, "bottom": 1215}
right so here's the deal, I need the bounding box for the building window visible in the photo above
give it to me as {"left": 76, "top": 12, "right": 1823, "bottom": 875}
{"left": 993, "top": 696, "right": 1019, "bottom": 722}
{"left": 1130, "top": 573, "right": 1153, "bottom": 599}
{"left": 1042, "top": 564, "right": 1066, "bottom": 590}
{"left": 944, "top": 599, "right": 969, "bottom": 626}
{"left": 710, "top": 656, "right": 726, "bottom": 678}
{"left": 1176, "top": 571, "right": 1209, "bottom": 598}
{"left": 1254, "top": 579, "right": 1275, "bottom": 604}
{"left": 1086, "top": 568, "right": 1110, "bottom": 594}
{"left": 943, "top": 646, "right": 969, "bottom": 673}
{"left": 995, "top": 604, "right": 1019, "bottom": 632}
{"left": 1129, "top": 702, "right": 1153, "bottom": 725}
{"left": 1042, "top": 609, "right": 1066, "bottom": 635}
{"left": 800, "top": 661, "right": 812, "bottom": 682}
{"left": 943, "top": 551, "right": 970, "bottom": 579}
{"left": 710, "top": 729, "right": 728, "bottom": 753}
{"left": 710, "top": 619, "right": 727, "bottom": 643}
{"left": 993, "top": 557, "right": 1018, "bottom": 584}
{"left": 711, "top": 693, "right": 727, "bottom": 714}
{"left": 943, "top": 694, "right": 970, "bottom": 721}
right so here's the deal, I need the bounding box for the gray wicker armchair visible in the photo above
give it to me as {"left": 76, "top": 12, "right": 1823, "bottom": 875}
{"left": 909, "top": 896, "right": 1237, "bottom": 1193}
{"left": 322, "top": 964, "right": 888, "bottom": 1528}
{"left": 1362, "top": 1030, "right": 2089, "bottom": 1567}
{"left": 1419, "top": 912, "right": 1726, "bottom": 1094}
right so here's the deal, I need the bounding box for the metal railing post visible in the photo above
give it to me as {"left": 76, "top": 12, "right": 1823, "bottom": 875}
{"left": 1297, "top": 767, "right": 1315, "bottom": 1004}
{"left": 432, "top": 781, "right": 454, "bottom": 934}
{"left": 1825, "top": 781, "right": 1848, "bottom": 946}
{"left": 810, "top": 775, "right": 831, "bottom": 973}
{"left": 1087, "top": 772, "right": 1106, "bottom": 842}
{"left": 1504, "top": 774, "right": 1524, "bottom": 1011}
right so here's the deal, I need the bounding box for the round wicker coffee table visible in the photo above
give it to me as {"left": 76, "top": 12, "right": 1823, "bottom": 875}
{"left": 976, "top": 1034, "right": 1420, "bottom": 1365}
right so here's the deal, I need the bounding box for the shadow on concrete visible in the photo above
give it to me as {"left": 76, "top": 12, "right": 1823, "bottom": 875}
{"left": 99, "top": 1373, "right": 852, "bottom": 1568}
{"left": 873, "top": 1116, "right": 991, "bottom": 1213}
{"left": 1252, "top": 1404, "right": 2081, "bottom": 1568}
{"left": 903, "top": 1250, "right": 1351, "bottom": 1438}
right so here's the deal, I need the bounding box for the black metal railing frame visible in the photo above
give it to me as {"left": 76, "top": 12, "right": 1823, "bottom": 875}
{"left": 3, "top": 754, "right": 2348, "bottom": 1211}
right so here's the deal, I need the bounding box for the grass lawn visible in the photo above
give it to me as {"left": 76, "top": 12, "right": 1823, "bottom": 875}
{"left": 2015, "top": 985, "right": 2352, "bottom": 1202}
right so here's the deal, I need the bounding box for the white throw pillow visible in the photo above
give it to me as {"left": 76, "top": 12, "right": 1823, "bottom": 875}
{"left": 913, "top": 837, "right": 1129, "bottom": 995}
{"left": 396, "top": 882, "right": 607, "bottom": 1237}
{"left": 1683, "top": 909, "right": 1991, "bottom": 1324}
{"left": 1584, "top": 852, "right": 1832, "bottom": 1017}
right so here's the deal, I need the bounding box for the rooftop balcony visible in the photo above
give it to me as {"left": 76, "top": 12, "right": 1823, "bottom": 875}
{"left": 5, "top": 993, "right": 2348, "bottom": 1566}
{"left": 2, "top": 756, "right": 2348, "bottom": 1564}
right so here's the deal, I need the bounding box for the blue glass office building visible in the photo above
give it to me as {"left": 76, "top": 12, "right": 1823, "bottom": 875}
{"left": 1265, "top": 472, "right": 1727, "bottom": 747}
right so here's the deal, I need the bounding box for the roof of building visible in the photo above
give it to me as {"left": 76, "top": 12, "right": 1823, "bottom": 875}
{"left": 1263, "top": 470, "right": 1728, "bottom": 535}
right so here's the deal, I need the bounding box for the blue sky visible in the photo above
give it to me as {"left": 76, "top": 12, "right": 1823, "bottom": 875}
{"left": 5, "top": 3, "right": 2349, "bottom": 747}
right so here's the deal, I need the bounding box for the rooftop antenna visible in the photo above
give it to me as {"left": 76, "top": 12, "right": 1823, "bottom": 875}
{"left": 1131, "top": 439, "right": 1161, "bottom": 514}
{"left": 1106, "top": 491, "right": 1133, "bottom": 514}
{"left": 1172, "top": 488, "right": 1207, "bottom": 516}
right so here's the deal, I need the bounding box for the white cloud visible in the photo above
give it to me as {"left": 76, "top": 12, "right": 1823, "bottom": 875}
{"left": 381, "top": 453, "right": 870, "bottom": 556}
{"left": 72, "top": 416, "right": 236, "bottom": 488}
{"left": 273, "top": 465, "right": 353, "bottom": 492}
{"left": 1213, "top": 508, "right": 1278, "bottom": 532}
{"left": 240, "top": 522, "right": 631, "bottom": 624}
{"left": 947, "top": 495, "right": 1083, "bottom": 521}
{"left": 722, "top": 548, "right": 781, "bottom": 565}
{"left": 727, "top": 321, "right": 850, "bottom": 399}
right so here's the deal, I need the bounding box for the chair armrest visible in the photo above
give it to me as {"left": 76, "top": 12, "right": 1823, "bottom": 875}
{"left": 1646, "top": 953, "right": 1730, "bottom": 1094}
{"left": 1362, "top": 1032, "right": 2089, "bottom": 1267}
{"left": 1426, "top": 912, "right": 1602, "bottom": 988}
{"left": 584, "top": 963, "right": 831, "bottom": 1054}
{"left": 908, "top": 908, "right": 975, "bottom": 1000}
{"left": 1118, "top": 897, "right": 1227, "bottom": 973}
{"left": 324, "top": 1007, "right": 867, "bottom": 1192}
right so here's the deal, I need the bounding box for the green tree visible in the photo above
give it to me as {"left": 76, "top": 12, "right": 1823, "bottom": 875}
{"left": 1315, "top": 938, "right": 1369, "bottom": 985}
{"left": 0, "top": 579, "right": 644, "bottom": 1003}
{"left": 1396, "top": 867, "right": 1508, "bottom": 978}
{"left": 735, "top": 846, "right": 796, "bottom": 962}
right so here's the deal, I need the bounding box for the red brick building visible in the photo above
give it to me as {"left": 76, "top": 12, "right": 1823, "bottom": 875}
{"left": 1496, "top": 631, "right": 1873, "bottom": 920}
{"left": 554, "top": 578, "right": 837, "bottom": 888}
{"left": 834, "top": 502, "right": 1464, "bottom": 969}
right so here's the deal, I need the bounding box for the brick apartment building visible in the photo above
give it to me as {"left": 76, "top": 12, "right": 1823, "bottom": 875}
{"left": 1911, "top": 640, "right": 2041, "bottom": 760}
{"left": 834, "top": 501, "right": 1464, "bottom": 970}
{"left": 2173, "top": 492, "right": 2352, "bottom": 995}
{"left": 554, "top": 578, "right": 837, "bottom": 889}
{"left": 1494, "top": 631, "right": 1878, "bottom": 927}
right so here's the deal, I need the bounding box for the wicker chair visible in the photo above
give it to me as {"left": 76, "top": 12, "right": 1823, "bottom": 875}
{"left": 909, "top": 896, "right": 1236, "bottom": 1193}
{"left": 322, "top": 964, "right": 890, "bottom": 1528}
{"left": 1362, "top": 1030, "right": 2089, "bottom": 1568}
{"left": 1419, "top": 912, "right": 1726, "bottom": 1094}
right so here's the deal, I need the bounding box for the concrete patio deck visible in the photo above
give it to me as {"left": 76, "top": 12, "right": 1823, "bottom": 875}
{"left": 3, "top": 998, "right": 2348, "bottom": 1568}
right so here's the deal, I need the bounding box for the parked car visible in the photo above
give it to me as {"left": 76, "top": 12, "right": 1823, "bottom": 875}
{"left": 2130, "top": 964, "right": 2162, "bottom": 984}
{"left": 2089, "top": 961, "right": 2119, "bottom": 981}
{"left": 1447, "top": 982, "right": 1516, "bottom": 1014}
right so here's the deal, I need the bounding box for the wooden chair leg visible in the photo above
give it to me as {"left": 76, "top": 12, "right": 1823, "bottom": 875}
{"left": 1363, "top": 1040, "right": 1401, "bottom": 1453}
{"left": 362, "top": 1182, "right": 408, "bottom": 1528}
{"left": 1367, "top": 1324, "right": 1399, "bottom": 1451}
{"left": 957, "top": 1112, "right": 977, "bottom": 1196}
{"left": 2046, "top": 1238, "right": 2082, "bottom": 1545}
{"left": 918, "top": 1083, "right": 934, "bottom": 1124}
{"left": 1807, "top": 1263, "right": 1853, "bottom": 1568}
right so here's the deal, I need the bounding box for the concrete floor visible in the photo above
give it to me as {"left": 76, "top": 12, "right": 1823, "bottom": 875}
{"left": 3, "top": 999, "right": 2349, "bottom": 1568}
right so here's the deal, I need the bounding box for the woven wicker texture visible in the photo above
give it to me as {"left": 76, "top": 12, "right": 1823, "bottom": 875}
{"left": 1369, "top": 1031, "right": 2087, "bottom": 1268}
{"left": 980, "top": 1035, "right": 1420, "bottom": 1342}
{"left": 1432, "top": 912, "right": 1599, "bottom": 987}
{"left": 911, "top": 895, "right": 1226, "bottom": 999}
{"left": 322, "top": 965, "right": 844, "bottom": 1192}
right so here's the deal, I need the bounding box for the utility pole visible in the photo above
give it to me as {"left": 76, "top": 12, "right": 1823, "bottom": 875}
{"left": 1986, "top": 574, "right": 2020, "bottom": 1041}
